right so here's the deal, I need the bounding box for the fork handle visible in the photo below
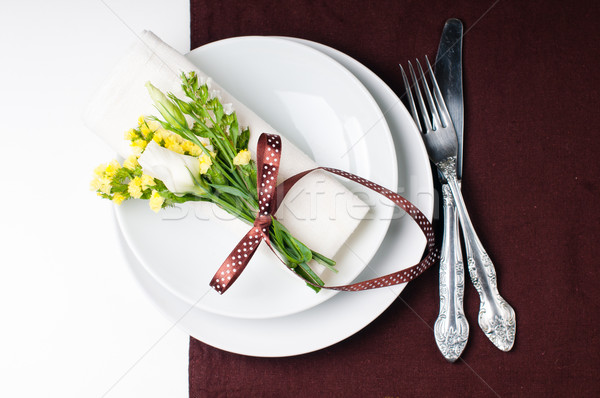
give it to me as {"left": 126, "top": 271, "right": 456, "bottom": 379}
{"left": 434, "top": 183, "right": 469, "bottom": 361}
{"left": 445, "top": 176, "right": 516, "bottom": 352}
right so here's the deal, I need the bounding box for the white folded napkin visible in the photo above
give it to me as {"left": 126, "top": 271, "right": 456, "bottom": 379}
{"left": 84, "top": 31, "right": 368, "bottom": 269}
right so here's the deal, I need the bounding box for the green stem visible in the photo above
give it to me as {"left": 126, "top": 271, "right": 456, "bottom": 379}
{"left": 312, "top": 251, "right": 338, "bottom": 273}
{"left": 206, "top": 192, "right": 254, "bottom": 224}
{"left": 189, "top": 114, "right": 236, "bottom": 160}
{"left": 172, "top": 124, "right": 246, "bottom": 192}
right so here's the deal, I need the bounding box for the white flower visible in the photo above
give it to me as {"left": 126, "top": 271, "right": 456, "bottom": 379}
{"left": 222, "top": 103, "right": 234, "bottom": 115}
{"left": 138, "top": 141, "right": 203, "bottom": 196}
{"left": 145, "top": 82, "right": 187, "bottom": 127}
{"left": 209, "top": 89, "right": 221, "bottom": 101}
{"left": 197, "top": 136, "right": 214, "bottom": 152}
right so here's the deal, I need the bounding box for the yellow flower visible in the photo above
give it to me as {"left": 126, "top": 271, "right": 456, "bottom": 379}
{"left": 112, "top": 192, "right": 126, "bottom": 205}
{"left": 137, "top": 116, "right": 161, "bottom": 137}
{"left": 140, "top": 123, "right": 151, "bottom": 138}
{"left": 149, "top": 190, "right": 165, "bottom": 213}
{"left": 131, "top": 139, "right": 148, "bottom": 155}
{"left": 141, "top": 174, "right": 156, "bottom": 190}
{"left": 152, "top": 129, "right": 164, "bottom": 144}
{"left": 166, "top": 141, "right": 184, "bottom": 155}
{"left": 128, "top": 176, "right": 143, "bottom": 199}
{"left": 147, "top": 120, "right": 162, "bottom": 132}
{"left": 164, "top": 133, "right": 185, "bottom": 154}
{"left": 164, "top": 133, "right": 183, "bottom": 146}
{"left": 123, "top": 155, "right": 139, "bottom": 170}
{"left": 104, "top": 160, "right": 121, "bottom": 178}
{"left": 99, "top": 176, "right": 112, "bottom": 195}
{"left": 124, "top": 128, "right": 138, "bottom": 141}
{"left": 90, "top": 177, "right": 102, "bottom": 191}
{"left": 199, "top": 152, "right": 213, "bottom": 174}
{"left": 182, "top": 140, "right": 201, "bottom": 156}
{"left": 94, "top": 163, "right": 106, "bottom": 177}
{"left": 233, "top": 149, "right": 251, "bottom": 166}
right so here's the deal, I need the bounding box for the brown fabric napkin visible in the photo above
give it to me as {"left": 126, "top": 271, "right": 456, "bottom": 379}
{"left": 189, "top": 0, "right": 600, "bottom": 396}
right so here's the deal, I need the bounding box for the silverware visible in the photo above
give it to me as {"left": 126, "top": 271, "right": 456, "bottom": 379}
{"left": 435, "top": 19, "right": 464, "bottom": 179}
{"left": 432, "top": 18, "right": 468, "bottom": 362}
{"left": 400, "top": 57, "right": 516, "bottom": 352}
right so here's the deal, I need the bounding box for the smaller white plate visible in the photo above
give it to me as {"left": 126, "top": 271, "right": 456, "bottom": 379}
{"left": 115, "top": 37, "right": 397, "bottom": 319}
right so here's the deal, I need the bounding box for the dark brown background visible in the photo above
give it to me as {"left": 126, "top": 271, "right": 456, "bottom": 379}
{"left": 188, "top": 0, "right": 600, "bottom": 396}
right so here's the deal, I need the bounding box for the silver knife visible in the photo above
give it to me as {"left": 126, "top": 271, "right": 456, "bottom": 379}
{"left": 433, "top": 18, "right": 469, "bottom": 362}
{"left": 435, "top": 19, "right": 516, "bottom": 352}
{"left": 435, "top": 19, "right": 464, "bottom": 179}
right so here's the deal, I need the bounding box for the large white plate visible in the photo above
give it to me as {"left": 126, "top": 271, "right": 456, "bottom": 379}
{"left": 120, "top": 37, "right": 434, "bottom": 356}
{"left": 115, "top": 37, "right": 397, "bottom": 319}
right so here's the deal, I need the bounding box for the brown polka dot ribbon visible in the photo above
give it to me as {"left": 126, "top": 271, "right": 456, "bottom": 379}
{"left": 210, "top": 133, "right": 439, "bottom": 294}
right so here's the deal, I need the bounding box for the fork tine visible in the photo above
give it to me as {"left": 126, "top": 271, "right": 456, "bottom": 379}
{"left": 425, "top": 56, "right": 451, "bottom": 129}
{"left": 415, "top": 59, "right": 442, "bottom": 131}
{"left": 408, "top": 61, "right": 433, "bottom": 133}
{"left": 399, "top": 64, "right": 423, "bottom": 133}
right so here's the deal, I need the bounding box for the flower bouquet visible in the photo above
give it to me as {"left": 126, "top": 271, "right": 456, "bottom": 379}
{"left": 91, "top": 72, "right": 337, "bottom": 292}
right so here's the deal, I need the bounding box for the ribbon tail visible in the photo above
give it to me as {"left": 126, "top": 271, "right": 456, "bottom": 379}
{"left": 209, "top": 227, "right": 265, "bottom": 294}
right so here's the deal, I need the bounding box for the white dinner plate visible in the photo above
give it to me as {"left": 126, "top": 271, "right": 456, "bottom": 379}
{"left": 115, "top": 37, "right": 397, "bottom": 319}
{"left": 120, "top": 37, "right": 434, "bottom": 356}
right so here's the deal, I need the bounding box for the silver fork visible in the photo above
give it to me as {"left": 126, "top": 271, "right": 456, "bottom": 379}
{"left": 401, "top": 61, "right": 468, "bottom": 361}
{"left": 400, "top": 57, "right": 516, "bottom": 352}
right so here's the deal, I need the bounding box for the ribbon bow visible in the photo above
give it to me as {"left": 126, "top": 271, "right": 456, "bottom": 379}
{"left": 210, "top": 133, "right": 439, "bottom": 294}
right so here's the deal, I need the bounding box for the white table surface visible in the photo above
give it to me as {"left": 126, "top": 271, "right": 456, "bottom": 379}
{"left": 0, "top": 1, "right": 190, "bottom": 396}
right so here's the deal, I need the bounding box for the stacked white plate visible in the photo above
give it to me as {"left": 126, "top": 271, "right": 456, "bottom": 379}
{"left": 115, "top": 37, "right": 433, "bottom": 357}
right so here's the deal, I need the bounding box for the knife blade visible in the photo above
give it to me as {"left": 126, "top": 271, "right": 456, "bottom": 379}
{"left": 434, "top": 18, "right": 464, "bottom": 179}
{"left": 432, "top": 18, "right": 468, "bottom": 362}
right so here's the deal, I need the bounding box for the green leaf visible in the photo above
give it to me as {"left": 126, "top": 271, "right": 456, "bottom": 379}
{"left": 273, "top": 221, "right": 312, "bottom": 264}
{"left": 140, "top": 190, "right": 152, "bottom": 200}
{"left": 169, "top": 94, "right": 194, "bottom": 115}
{"left": 295, "top": 263, "right": 323, "bottom": 293}
{"left": 270, "top": 221, "right": 301, "bottom": 263}
{"left": 206, "top": 165, "right": 227, "bottom": 186}
{"left": 225, "top": 115, "right": 239, "bottom": 149}
{"left": 283, "top": 233, "right": 312, "bottom": 263}
{"left": 271, "top": 222, "right": 284, "bottom": 244}
{"left": 110, "top": 183, "right": 128, "bottom": 193}
{"left": 213, "top": 101, "right": 224, "bottom": 123}
{"left": 199, "top": 84, "right": 209, "bottom": 103}
{"left": 195, "top": 103, "right": 211, "bottom": 120}
{"left": 269, "top": 220, "right": 311, "bottom": 264}
{"left": 238, "top": 127, "right": 250, "bottom": 151}
{"left": 191, "top": 121, "right": 210, "bottom": 137}
{"left": 167, "top": 194, "right": 206, "bottom": 204}
{"left": 312, "top": 251, "right": 338, "bottom": 273}
{"left": 113, "top": 168, "right": 132, "bottom": 180}
{"left": 210, "top": 184, "right": 253, "bottom": 202}
{"left": 298, "top": 262, "right": 324, "bottom": 284}
{"left": 180, "top": 72, "right": 199, "bottom": 99}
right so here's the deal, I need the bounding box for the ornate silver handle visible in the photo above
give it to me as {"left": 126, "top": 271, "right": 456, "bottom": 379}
{"left": 445, "top": 176, "right": 516, "bottom": 351}
{"left": 434, "top": 184, "right": 469, "bottom": 361}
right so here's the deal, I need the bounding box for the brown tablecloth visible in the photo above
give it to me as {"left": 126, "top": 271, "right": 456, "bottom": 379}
{"left": 188, "top": 1, "right": 600, "bottom": 396}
